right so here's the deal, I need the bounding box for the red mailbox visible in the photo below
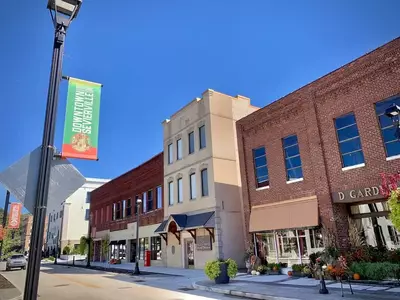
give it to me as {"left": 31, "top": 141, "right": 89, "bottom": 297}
{"left": 144, "top": 250, "right": 151, "bottom": 267}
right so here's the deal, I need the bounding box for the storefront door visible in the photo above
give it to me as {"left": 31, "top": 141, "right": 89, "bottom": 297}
{"left": 130, "top": 239, "right": 137, "bottom": 262}
{"left": 185, "top": 239, "right": 195, "bottom": 269}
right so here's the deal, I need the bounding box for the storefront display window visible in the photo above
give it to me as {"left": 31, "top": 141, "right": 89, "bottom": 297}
{"left": 151, "top": 236, "right": 162, "bottom": 260}
{"left": 255, "top": 228, "right": 324, "bottom": 264}
{"left": 139, "top": 237, "right": 149, "bottom": 260}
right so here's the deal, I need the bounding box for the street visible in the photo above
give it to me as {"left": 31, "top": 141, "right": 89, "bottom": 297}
{"left": 0, "top": 264, "right": 238, "bottom": 300}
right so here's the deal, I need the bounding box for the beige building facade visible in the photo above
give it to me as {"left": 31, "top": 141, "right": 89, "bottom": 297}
{"left": 155, "top": 89, "right": 258, "bottom": 269}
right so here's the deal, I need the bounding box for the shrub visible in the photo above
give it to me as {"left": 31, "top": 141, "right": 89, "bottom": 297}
{"left": 62, "top": 246, "right": 71, "bottom": 255}
{"left": 204, "top": 259, "right": 238, "bottom": 280}
{"left": 292, "top": 264, "right": 307, "bottom": 272}
{"left": 350, "top": 262, "right": 400, "bottom": 281}
{"left": 268, "top": 263, "right": 281, "bottom": 271}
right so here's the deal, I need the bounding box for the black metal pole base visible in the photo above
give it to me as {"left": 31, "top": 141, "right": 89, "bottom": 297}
{"left": 319, "top": 277, "right": 329, "bottom": 294}
{"left": 133, "top": 262, "right": 140, "bottom": 275}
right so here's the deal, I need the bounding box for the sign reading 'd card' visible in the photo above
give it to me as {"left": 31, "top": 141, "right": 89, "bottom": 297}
{"left": 196, "top": 235, "right": 212, "bottom": 251}
{"left": 332, "top": 186, "right": 381, "bottom": 204}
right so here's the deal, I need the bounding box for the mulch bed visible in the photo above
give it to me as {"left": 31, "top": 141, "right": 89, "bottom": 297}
{"left": 0, "top": 274, "right": 15, "bottom": 289}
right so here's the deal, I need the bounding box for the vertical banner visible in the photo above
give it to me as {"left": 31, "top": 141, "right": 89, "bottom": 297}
{"left": 0, "top": 225, "right": 4, "bottom": 241}
{"left": 8, "top": 203, "right": 22, "bottom": 229}
{"left": 62, "top": 77, "right": 102, "bottom": 160}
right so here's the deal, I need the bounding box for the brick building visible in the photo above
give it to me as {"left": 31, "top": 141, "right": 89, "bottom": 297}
{"left": 237, "top": 38, "right": 400, "bottom": 266}
{"left": 90, "top": 152, "right": 164, "bottom": 265}
{"left": 21, "top": 215, "right": 48, "bottom": 253}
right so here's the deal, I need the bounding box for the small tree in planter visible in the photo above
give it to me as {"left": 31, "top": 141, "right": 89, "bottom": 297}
{"left": 205, "top": 258, "right": 238, "bottom": 284}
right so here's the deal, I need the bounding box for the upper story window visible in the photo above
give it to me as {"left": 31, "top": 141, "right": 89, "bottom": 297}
{"left": 126, "top": 199, "right": 132, "bottom": 217}
{"left": 252, "top": 147, "right": 269, "bottom": 188}
{"left": 168, "top": 181, "right": 174, "bottom": 206}
{"left": 376, "top": 96, "right": 400, "bottom": 158}
{"left": 156, "top": 186, "right": 162, "bottom": 209}
{"left": 143, "top": 192, "right": 147, "bottom": 213}
{"left": 334, "top": 112, "right": 365, "bottom": 168}
{"left": 177, "top": 178, "right": 183, "bottom": 203}
{"left": 199, "top": 125, "right": 206, "bottom": 149}
{"left": 147, "top": 189, "right": 153, "bottom": 211}
{"left": 115, "top": 202, "right": 121, "bottom": 220}
{"left": 190, "top": 173, "right": 196, "bottom": 199}
{"left": 134, "top": 195, "right": 139, "bottom": 215}
{"left": 188, "top": 131, "right": 195, "bottom": 154}
{"left": 201, "top": 169, "right": 209, "bottom": 197}
{"left": 177, "top": 139, "right": 182, "bottom": 160}
{"left": 122, "top": 200, "right": 127, "bottom": 219}
{"left": 168, "top": 143, "right": 173, "bottom": 164}
{"left": 112, "top": 203, "right": 116, "bottom": 221}
{"left": 283, "top": 135, "right": 303, "bottom": 181}
{"left": 86, "top": 192, "right": 91, "bottom": 203}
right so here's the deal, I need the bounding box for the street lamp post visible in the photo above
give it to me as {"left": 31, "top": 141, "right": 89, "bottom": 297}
{"left": 385, "top": 103, "right": 400, "bottom": 139}
{"left": 23, "top": 1, "right": 82, "bottom": 300}
{"left": 87, "top": 212, "right": 93, "bottom": 267}
{"left": 133, "top": 198, "right": 142, "bottom": 275}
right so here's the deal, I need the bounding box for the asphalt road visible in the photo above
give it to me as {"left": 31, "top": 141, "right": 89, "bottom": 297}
{"left": 0, "top": 264, "right": 238, "bottom": 300}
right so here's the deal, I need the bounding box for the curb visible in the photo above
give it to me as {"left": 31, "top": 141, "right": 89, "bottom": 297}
{"left": 192, "top": 281, "right": 299, "bottom": 300}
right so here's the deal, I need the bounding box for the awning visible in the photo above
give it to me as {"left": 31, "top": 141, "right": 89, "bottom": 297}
{"left": 249, "top": 196, "right": 319, "bottom": 232}
{"left": 109, "top": 240, "right": 126, "bottom": 245}
{"left": 153, "top": 211, "right": 215, "bottom": 234}
{"left": 109, "top": 240, "right": 117, "bottom": 245}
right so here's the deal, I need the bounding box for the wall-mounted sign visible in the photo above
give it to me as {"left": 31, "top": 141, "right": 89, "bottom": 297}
{"left": 196, "top": 235, "right": 212, "bottom": 251}
{"left": 332, "top": 186, "right": 381, "bottom": 204}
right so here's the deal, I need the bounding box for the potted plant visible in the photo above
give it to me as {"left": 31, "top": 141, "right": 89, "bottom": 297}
{"left": 205, "top": 258, "right": 238, "bottom": 284}
{"left": 267, "top": 263, "right": 281, "bottom": 275}
{"left": 291, "top": 264, "right": 307, "bottom": 277}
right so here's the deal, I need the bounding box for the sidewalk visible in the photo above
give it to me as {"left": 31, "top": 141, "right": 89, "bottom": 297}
{"left": 54, "top": 259, "right": 208, "bottom": 278}
{"left": 0, "top": 274, "right": 20, "bottom": 300}
{"left": 192, "top": 276, "right": 400, "bottom": 300}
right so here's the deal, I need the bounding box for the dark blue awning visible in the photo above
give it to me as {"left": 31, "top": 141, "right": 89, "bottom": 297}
{"left": 153, "top": 211, "right": 215, "bottom": 234}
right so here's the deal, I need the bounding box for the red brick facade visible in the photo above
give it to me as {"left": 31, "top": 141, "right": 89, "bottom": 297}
{"left": 237, "top": 38, "right": 400, "bottom": 248}
{"left": 90, "top": 152, "right": 164, "bottom": 232}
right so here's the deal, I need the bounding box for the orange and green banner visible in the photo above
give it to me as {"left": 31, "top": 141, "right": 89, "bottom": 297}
{"left": 62, "top": 77, "right": 102, "bottom": 160}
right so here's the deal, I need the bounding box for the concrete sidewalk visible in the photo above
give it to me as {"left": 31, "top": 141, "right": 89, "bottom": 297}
{"left": 0, "top": 274, "right": 21, "bottom": 300}
{"left": 193, "top": 279, "right": 400, "bottom": 300}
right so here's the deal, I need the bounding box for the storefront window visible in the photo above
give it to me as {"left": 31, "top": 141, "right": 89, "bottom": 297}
{"left": 151, "top": 236, "right": 162, "bottom": 260}
{"left": 139, "top": 237, "right": 149, "bottom": 260}
{"left": 310, "top": 228, "right": 324, "bottom": 249}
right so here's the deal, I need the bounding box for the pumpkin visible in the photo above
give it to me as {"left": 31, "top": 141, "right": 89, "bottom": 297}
{"left": 353, "top": 273, "right": 360, "bottom": 280}
{"left": 287, "top": 271, "right": 293, "bottom": 276}
{"left": 327, "top": 264, "right": 333, "bottom": 271}
{"left": 273, "top": 266, "right": 278, "bottom": 271}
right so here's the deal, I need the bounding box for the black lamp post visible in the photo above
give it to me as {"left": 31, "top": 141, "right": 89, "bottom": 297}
{"left": 23, "top": 1, "right": 82, "bottom": 300}
{"left": 319, "top": 265, "right": 329, "bottom": 294}
{"left": 385, "top": 103, "right": 400, "bottom": 140}
{"left": 133, "top": 198, "right": 142, "bottom": 275}
{"left": 87, "top": 212, "right": 93, "bottom": 267}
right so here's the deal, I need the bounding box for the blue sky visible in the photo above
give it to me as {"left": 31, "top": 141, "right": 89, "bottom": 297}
{"left": 0, "top": 0, "right": 399, "bottom": 210}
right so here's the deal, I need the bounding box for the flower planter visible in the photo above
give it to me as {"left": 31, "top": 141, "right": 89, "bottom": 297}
{"left": 215, "top": 262, "right": 230, "bottom": 284}
{"left": 292, "top": 271, "right": 306, "bottom": 277}
{"left": 268, "top": 270, "right": 280, "bottom": 275}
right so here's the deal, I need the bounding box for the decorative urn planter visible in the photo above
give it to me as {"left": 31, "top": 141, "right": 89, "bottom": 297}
{"left": 215, "top": 263, "right": 230, "bottom": 284}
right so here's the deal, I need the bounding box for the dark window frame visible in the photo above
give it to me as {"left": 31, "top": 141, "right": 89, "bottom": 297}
{"left": 147, "top": 189, "right": 154, "bottom": 211}
{"left": 177, "top": 178, "right": 183, "bottom": 203}
{"left": 188, "top": 131, "right": 195, "bottom": 154}
{"left": 189, "top": 173, "right": 196, "bottom": 200}
{"left": 201, "top": 168, "right": 209, "bottom": 197}
{"left": 252, "top": 146, "right": 269, "bottom": 188}
{"left": 334, "top": 112, "right": 365, "bottom": 168}
{"left": 199, "top": 125, "right": 206, "bottom": 149}
{"left": 282, "top": 135, "right": 303, "bottom": 181}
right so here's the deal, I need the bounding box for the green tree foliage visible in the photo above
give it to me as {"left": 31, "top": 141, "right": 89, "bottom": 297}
{"left": 79, "top": 236, "right": 87, "bottom": 255}
{"left": 388, "top": 191, "right": 400, "bottom": 231}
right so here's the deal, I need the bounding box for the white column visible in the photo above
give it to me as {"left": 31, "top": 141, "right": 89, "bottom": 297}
{"left": 274, "top": 231, "right": 280, "bottom": 263}
{"left": 296, "top": 230, "right": 302, "bottom": 264}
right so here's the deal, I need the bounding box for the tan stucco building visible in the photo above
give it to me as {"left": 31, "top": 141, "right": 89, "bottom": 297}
{"left": 155, "top": 89, "right": 258, "bottom": 269}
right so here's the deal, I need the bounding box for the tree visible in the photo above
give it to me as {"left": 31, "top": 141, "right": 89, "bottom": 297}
{"left": 388, "top": 191, "right": 400, "bottom": 231}
{"left": 79, "top": 236, "right": 87, "bottom": 255}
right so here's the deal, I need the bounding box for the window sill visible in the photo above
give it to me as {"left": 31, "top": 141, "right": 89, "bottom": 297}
{"left": 386, "top": 155, "right": 400, "bottom": 161}
{"left": 256, "top": 186, "right": 270, "bottom": 191}
{"left": 190, "top": 198, "right": 197, "bottom": 201}
{"left": 177, "top": 201, "right": 183, "bottom": 204}
{"left": 342, "top": 163, "right": 365, "bottom": 171}
{"left": 286, "top": 178, "right": 304, "bottom": 184}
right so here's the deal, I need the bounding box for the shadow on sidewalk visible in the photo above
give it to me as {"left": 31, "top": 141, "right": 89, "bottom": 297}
{"left": 0, "top": 274, "right": 20, "bottom": 300}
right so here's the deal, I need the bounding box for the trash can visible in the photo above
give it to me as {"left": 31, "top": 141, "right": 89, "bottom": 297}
{"left": 144, "top": 250, "right": 151, "bottom": 267}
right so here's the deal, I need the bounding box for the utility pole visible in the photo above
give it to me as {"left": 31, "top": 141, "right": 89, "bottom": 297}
{"left": 0, "top": 191, "right": 10, "bottom": 258}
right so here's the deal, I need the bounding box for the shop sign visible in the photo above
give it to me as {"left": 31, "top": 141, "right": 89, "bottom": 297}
{"left": 196, "top": 236, "right": 212, "bottom": 251}
{"left": 332, "top": 186, "right": 381, "bottom": 203}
